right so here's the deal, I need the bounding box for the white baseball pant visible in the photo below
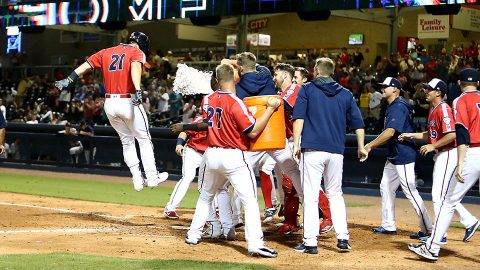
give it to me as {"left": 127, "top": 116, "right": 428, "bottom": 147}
{"left": 426, "top": 147, "right": 480, "bottom": 255}
{"left": 301, "top": 150, "right": 349, "bottom": 246}
{"left": 165, "top": 145, "right": 203, "bottom": 212}
{"left": 187, "top": 147, "right": 265, "bottom": 250}
{"left": 104, "top": 98, "right": 160, "bottom": 181}
{"left": 431, "top": 149, "right": 477, "bottom": 233}
{"left": 380, "top": 161, "right": 432, "bottom": 233}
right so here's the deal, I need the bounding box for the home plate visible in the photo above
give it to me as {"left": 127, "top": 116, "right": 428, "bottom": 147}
{"left": 171, "top": 225, "right": 190, "bottom": 230}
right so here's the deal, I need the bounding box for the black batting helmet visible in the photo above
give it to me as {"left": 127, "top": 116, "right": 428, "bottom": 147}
{"left": 128, "top": 31, "right": 149, "bottom": 55}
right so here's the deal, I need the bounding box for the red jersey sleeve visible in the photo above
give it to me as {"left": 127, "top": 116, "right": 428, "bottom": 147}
{"left": 453, "top": 96, "right": 469, "bottom": 129}
{"left": 281, "top": 84, "right": 300, "bottom": 108}
{"left": 232, "top": 98, "right": 255, "bottom": 133}
{"left": 86, "top": 49, "right": 105, "bottom": 69}
{"left": 129, "top": 48, "right": 146, "bottom": 64}
{"left": 439, "top": 103, "right": 455, "bottom": 134}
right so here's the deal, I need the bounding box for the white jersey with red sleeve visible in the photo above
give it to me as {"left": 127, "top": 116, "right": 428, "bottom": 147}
{"left": 428, "top": 101, "right": 455, "bottom": 151}
{"left": 280, "top": 84, "right": 300, "bottom": 139}
{"left": 202, "top": 91, "right": 256, "bottom": 150}
{"left": 186, "top": 116, "right": 208, "bottom": 152}
{"left": 453, "top": 90, "right": 480, "bottom": 145}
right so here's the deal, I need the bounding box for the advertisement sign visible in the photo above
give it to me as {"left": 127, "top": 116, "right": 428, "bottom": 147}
{"left": 418, "top": 14, "right": 449, "bottom": 39}
{"left": 7, "top": 32, "right": 21, "bottom": 54}
{"left": 453, "top": 6, "right": 480, "bottom": 32}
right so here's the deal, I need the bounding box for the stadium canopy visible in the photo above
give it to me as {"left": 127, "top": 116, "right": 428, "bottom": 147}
{"left": 0, "top": 0, "right": 477, "bottom": 28}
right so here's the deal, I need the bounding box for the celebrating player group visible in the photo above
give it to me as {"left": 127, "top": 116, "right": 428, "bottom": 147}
{"left": 55, "top": 32, "right": 479, "bottom": 260}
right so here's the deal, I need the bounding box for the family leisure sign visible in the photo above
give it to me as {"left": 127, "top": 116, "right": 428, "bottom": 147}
{"left": 418, "top": 14, "right": 450, "bottom": 39}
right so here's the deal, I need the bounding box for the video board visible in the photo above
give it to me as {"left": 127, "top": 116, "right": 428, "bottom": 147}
{"left": 0, "top": 0, "right": 477, "bottom": 27}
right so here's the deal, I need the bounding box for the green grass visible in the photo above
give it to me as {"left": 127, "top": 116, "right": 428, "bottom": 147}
{"left": 0, "top": 253, "right": 273, "bottom": 270}
{"left": 0, "top": 172, "right": 373, "bottom": 209}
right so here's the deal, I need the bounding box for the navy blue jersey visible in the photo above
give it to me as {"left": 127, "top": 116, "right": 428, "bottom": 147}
{"left": 384, "top": 98, "right": 416, "bottom": 165}
{"left": 235, "top": 65, "right": 276, "bottom": 99}
{"left": 0, "top": 113, "right": 6, "bottom": 129}
{"left": 292, "top": 77, "right": 364, "bottom": 154}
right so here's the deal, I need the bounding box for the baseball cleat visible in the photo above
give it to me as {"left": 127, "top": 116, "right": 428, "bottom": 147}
{"left": 463, "top": 220, "right": 480, "bottom": 242}
{"left": 419, "top": 236, "right": 447, "bottom": 245}
{"left": 146, "top": 172, "right": 169, "bottom": 188}
{"left": 185, "top": 236, "right": 200, "bottom": 245}
{"left": 221, "top": 227, "right": 237, "bottom": 241}
{"left": 372, "top": 226, "right": 397, "bottom": 234}
{"left": 337, "top": 239, "right": 352, "bottom": 252}
{"left": 163, "top": 210, "right": 179, "bottom": 220}
{"left": 234, "top": 222, "right": 244, "bottom": 228}
{"left": 263, "top": 207, "right": 277, "bottom": 223}
{"left": 248, "top": 246, "right": 278, "bottom": 258}
{"left": 408, "top": 243, "right": 438, "bottom": 261}
{"left": 293, "top": 243, "right": 318, "bottom": 254}
{"left": 277, "top": 223, "right": 299, "bottom": 235}
{"left": 320, "top": 218, "right": 333, "bottom": 234}
{"left": 410, "top": 231, "right": 431, "bottom": 239}
{"left": 132, "top": 176, "right": 145, "bottom": 192}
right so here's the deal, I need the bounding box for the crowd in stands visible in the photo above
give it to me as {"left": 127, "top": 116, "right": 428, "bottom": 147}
{"left": 0, "top": 39, "right": 478, "bottom": 135}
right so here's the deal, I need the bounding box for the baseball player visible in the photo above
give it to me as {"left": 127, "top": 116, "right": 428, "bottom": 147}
{"left": 364, "top": 77, "right": 433, "bottom": 238}
{"left": 55, "top": 32, "right": 168, "bottom": 191}
{"left": 164, "top": 114, "right": 208, "bottom": 219}
{"left": 399, "top": 78, "right": 478, "bottom": 244}
{"left": 0, "top": 112, "right": 6, "bottom": 156}
{"left": 292, "top": 57, "right": 366, "bottom": 254}
{"left": 409, "top": 68, "right": 480, "bottom": 261}
{"left": 184, "top": 63, "right": 279, "bottom": 258}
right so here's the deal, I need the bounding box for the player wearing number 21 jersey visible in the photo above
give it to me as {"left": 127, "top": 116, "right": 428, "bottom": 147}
{"left": 54, "top": 32, "right": 168, "bottom": 192}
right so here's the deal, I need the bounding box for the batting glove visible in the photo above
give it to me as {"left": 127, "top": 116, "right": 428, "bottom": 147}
{"left": 55, "top": 78, "right": 71, "bottom": 91}
{"left": 132, "top": 89, "right": 142, "bottom": 106}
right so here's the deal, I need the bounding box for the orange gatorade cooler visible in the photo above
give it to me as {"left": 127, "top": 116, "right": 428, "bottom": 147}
{"left": 243, "top": 95, "right": 286, "bottom": 151}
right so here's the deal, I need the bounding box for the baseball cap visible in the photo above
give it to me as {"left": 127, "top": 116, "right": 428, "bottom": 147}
{"left": 458, "top": 68, "right": 478, "bottom": 82}
{"left": 423, "top": 78, "right": 447, "bottom": 94}
{"left": 379, "top": 77, "right": 402, "bottom": 89}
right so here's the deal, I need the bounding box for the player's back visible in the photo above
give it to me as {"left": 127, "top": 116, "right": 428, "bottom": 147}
{"left": 87, "top": 44, "right": 145, "bottom": 94}
{"left": 203, "top": 91, "right": 255, "bottom": 150}
{"left": 453, "top": 90, "right": 480, "bottom": 144}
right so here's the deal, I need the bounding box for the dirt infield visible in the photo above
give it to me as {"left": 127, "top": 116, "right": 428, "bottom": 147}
{"left": 0, "top": 169, "right": 479, "bottom": 270}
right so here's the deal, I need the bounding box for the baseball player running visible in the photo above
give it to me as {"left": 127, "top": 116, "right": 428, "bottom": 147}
{"left": 399, "top": 78, "right": 478, "bottom": 244}
{"left": 55, "top": 32, "right": 168, "bottom": 191}
{"left": 409, "top": 68, "right": 480, "bottom": 261}
{"left": 184, "top": 63, "right": 280, "bottom": 258}
{"left": 164, "top": 114, "right": 208, "bottom": 219}
{"left": 292, "top": 57, "right": 366, "bottom": 254}
{"left": 364, "top": 77, "right": 433, "bottom": 238}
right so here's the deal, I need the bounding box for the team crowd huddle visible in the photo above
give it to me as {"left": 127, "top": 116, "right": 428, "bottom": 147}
{"left": 54, "top": 32, "right": 480, "bottom": 261}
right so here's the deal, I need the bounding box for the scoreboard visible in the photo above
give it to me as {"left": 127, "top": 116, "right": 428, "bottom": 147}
{"left": 0, "top": 0, "right": 478, "bottom": 27}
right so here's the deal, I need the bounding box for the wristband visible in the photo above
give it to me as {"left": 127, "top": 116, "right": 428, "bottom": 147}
{"left": 67, "top": 71, "right": 79, "bottom": 83}
{"left": 176, "top": 138, "right": 186, "bottom": 146}
{"left": 183, "top": 124, "right": 200, "bottom": 131}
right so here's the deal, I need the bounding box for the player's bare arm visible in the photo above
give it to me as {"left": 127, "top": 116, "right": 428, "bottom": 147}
{"left": 292, "top": 119, "right": 304, "bottom": 163}
{"left": 247, "top": 97, "right": 281, "bottom": 138}
{"left": 420, "top": 132, "right": 456, "bottom": 156}
{"left": 54, "top": 62, "right": 92, "bottom": 90}
{"left": 365, "top": 127, "right": 395, "bottom": 153}
{"left": 131, "top": 61, "right": 143, "bottom": 106}
{"left": 0, "top": 127, "right": 5, "bottom": 155}
{"left": 356, "top": 128, "right": 368, "bottom": 162}
{"left": 398, "top": 132, "right": 427, "bottom": 141}
{"left": 175, "top": 132, "right": 188, "bottom": 156}
{"left": 170, "top": 122, "right": 208, "bottom": 133}
{"left": 456, "top": 144, "right": 468, "bottom": 183}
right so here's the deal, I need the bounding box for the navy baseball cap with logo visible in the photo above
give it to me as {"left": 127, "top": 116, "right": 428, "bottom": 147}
{"left": 458, "top": 68, "right": 479, "bottom": 82}
{"left": 379, "top": 77, "right": 402, "bottom": 89}
{"left": 423, "top": 78, "right": 447, "bottom": 95}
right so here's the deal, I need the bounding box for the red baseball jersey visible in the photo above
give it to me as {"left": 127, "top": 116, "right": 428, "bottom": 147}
{"left": 87, "top": 44, "right": 146, "bottom": 94}
{"left": 202, "top": 91, "right": 256, "bottom": 150}
{"left": 281, "top": 84, "right": 300, "bottom": 138}
{"left": 186, "top": 116, "right": 208, "bottom": 152}
{"left": 427, "top": 102, "right": 455, "bottom": 151}
{"left": 453, "top": 90, "right": 480, "bottom": 145}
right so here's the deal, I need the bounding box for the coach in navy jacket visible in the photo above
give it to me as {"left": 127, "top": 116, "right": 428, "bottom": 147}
{"left": 291, "top": 57, "right": 366, "bottom": 254}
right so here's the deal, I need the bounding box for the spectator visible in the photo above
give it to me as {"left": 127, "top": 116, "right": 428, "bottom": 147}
{"left": 182, "top": 97, "right": 196, "bottom": 124}
{"left": 359, "top": 84, "right": 372, "bottom": 119}
{"left": 0, "top": 98, "right": 6, "bottom": 121}
{"left": 412, "top": 83, "right": 429, "bottom": 131}
{"left": 168, "top": 85, "right": 182, "bottom": 120}
{"left": 353, "top": 48, "right": 364, "bottom": 67}
{"left": 157, "top": 87, "right": 169, "bottom": 117}
{"left": 368, "top": 87, "right": 383, "bottom": 120}
{"left": 78, "top": 121, "right": 94, "bottom": 164}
